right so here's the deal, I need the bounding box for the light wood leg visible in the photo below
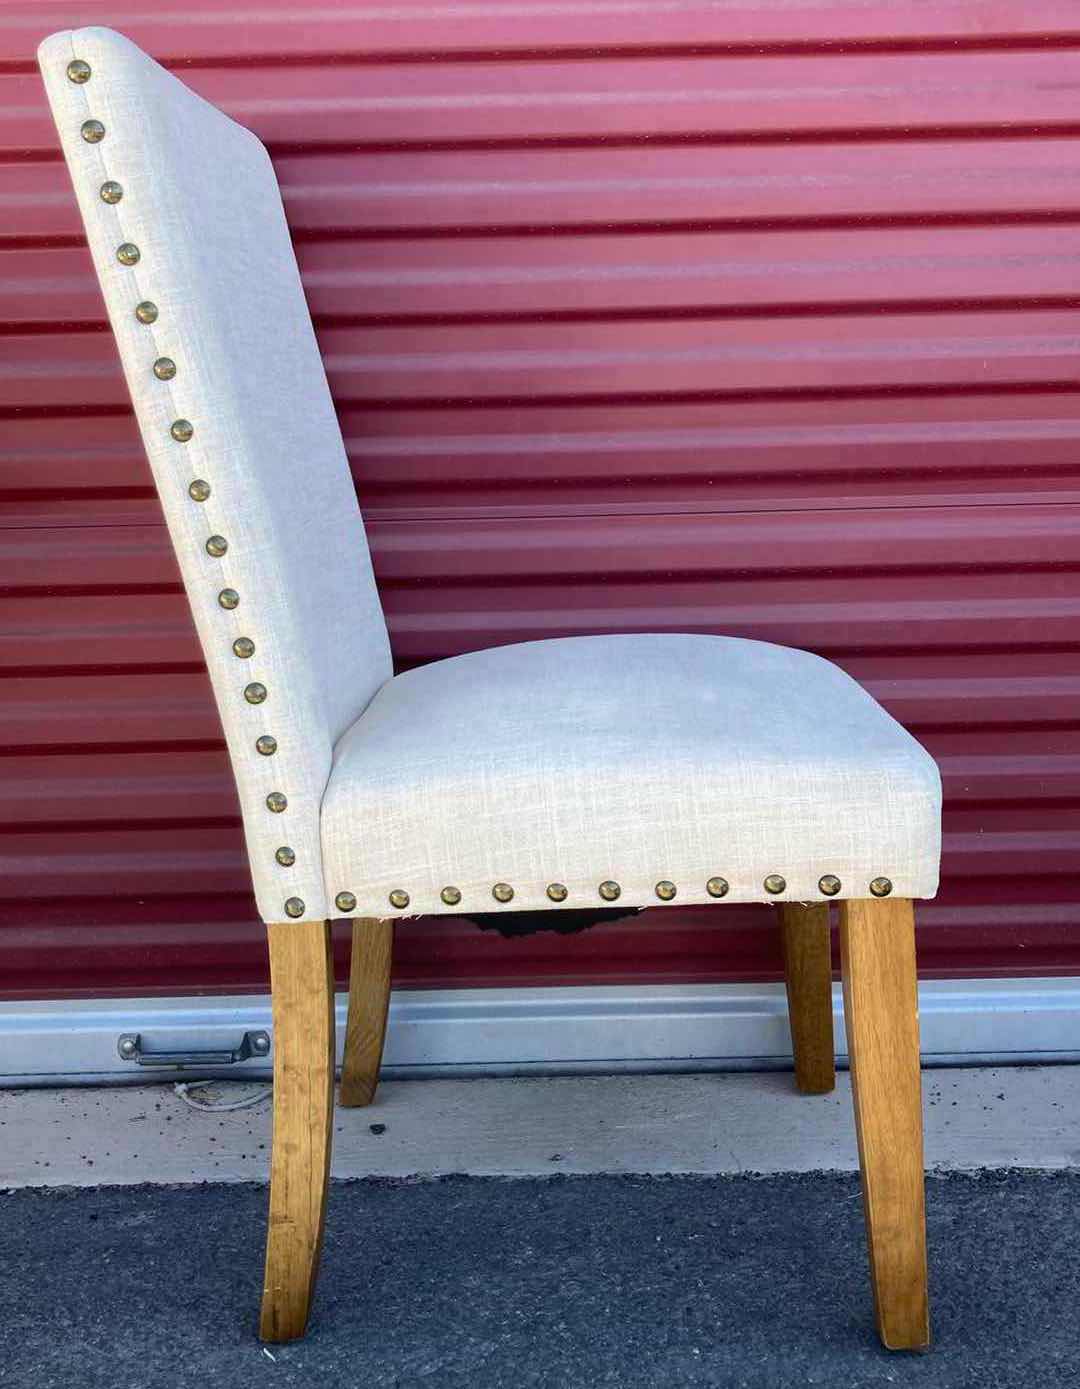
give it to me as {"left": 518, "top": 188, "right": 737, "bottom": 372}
{"left": 259, "top": 919, "right": 335, "bottom": 1343}
{"left": 340, "top": 918, "right": 394, "bottom": 1108}
{"left": 779, "top": 902, "right": 835, "bottom": 1094}
{"left": 840, "top": 897, "right": 930, "bottom": 1351}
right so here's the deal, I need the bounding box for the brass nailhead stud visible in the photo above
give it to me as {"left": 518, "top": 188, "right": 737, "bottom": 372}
{"left": 764, "top": 874, "right": 787, "bottom": 895}
{"left": 275, "top": 846, "right": 295, "bottom": 867}
{"left": 266, "top": 791, "right": 287, "bottom": 813}
{"left": 67, "top": 59, "right": 91, "bottom": 83}
{"left": 818, "top": 874, "right": 842, "bottom": 897}
{"left": 599, "top": 880, "right": 621, "bottom": 902}
{"left": 135, "top": 301, "right": 158, "bottom": 324}
{"left": 546, "top": 883, "right": 568, "bottom": 903}
{"left": 869, "top": 876, "right": 894, "bottom": 898}
{"left": 171, "top": 419, "right": 193, "bottom": 442}
{"left": 188, "top": 479, "right": 210, "bottom": 501}
{"left": 256, "top": 734, "right": 277, "bottom": 756}
{"left": 80, "top": 119, "right": 105, "bottom": 143}
{"left": 440, "top": 886, "right": 462, "bottom": 906}
{"left": 655, "top": 880, "right": 677, "bottom": 901}
{"left": 116, "top": 243, "right": 140, "bottom": 266}
{"left": 244, "top": 681, "right": 267, "bottom": 704}
{"left": 706, "top": 876, "right": 729, "bottom": 898}
{"left": 205, "top": 535, "right": 228, "bottom": 557}
{"left": 99, "top": 180, "right": 122, "bottom": 204}
{"left": 218, "top": 588, "right": 239, "bottom": 610}
{"left": 284, "top": 897, "right": 305, "bottom": 919}
{"left": 389, "top": 889, "right": 410, "bottom": 910}
{"left": 492, "top": 882, "right": 514, "bottom": 903}
{"left": 153, "top": 357, "right": 177, "bottom": 381}
{"left": 335, "top": 891, "right": 357, "bottom": 913}
{"left": 232, "top": 637, "right": 255, "bottom": 659}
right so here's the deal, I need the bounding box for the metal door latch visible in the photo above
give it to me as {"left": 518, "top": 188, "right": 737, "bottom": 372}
{"left": 116, "top": 1030, "right": 271, "bottom": 1068}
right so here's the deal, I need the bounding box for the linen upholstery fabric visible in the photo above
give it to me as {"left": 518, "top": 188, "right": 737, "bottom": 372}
{"left": 41, "top": 29, "right": 942, "bottom": 932}
{"left": 321, "top": 634, "right": 942, "bottom": 917}
{"left": 39, "top": 28, "right": 392, "bottom": 923}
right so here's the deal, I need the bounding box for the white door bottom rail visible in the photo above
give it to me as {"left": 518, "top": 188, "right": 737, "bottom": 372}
{"left": 2, "top": 977, "right": 1079, "bottom": 1086}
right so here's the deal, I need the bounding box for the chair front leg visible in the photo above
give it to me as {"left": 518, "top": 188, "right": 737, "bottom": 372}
{"left": 340, "top": 918, "right": 395, "bottom": 1108}
{"left": 778, "top": 902, "right": 836, "bottom": 1094}
{"left": 840, "top": 896, "right": 930, "bottom": 1351}
{"left": 260, "top": 919, "right": 335, "bottom": 1343}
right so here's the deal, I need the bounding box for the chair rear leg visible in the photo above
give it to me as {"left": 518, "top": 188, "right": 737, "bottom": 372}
{"left": 840, "top": 896, "right": 930, "bottom": 1351}
{"left": 340, "top": 918, "right": 394, "bottom": 1108}
{"left": 260, "top": 919, "right": 335, "bottom": 1342}
{"left": 779, "top": 902, "right": 836, "bottom": 1094}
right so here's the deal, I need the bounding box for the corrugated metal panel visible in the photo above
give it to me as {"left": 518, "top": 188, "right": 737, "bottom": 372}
{"left": 2, "top": 1, "right": 1079, "bottom": 998}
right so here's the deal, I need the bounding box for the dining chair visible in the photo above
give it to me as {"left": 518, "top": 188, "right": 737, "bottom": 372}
{"left": 40, "top": 27, "right": 942, "bottom": 1352}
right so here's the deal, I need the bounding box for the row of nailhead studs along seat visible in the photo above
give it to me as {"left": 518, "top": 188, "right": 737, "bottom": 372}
{"left": 332, "top": 875, "right": 896, "bottom": 914}
{"left": 70, "top": 56, "right": 304, "bottom": 923}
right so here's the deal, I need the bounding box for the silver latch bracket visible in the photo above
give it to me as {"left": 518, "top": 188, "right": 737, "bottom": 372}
{"left": 116, "top": 1030, "right": 271, "bottom": 1068}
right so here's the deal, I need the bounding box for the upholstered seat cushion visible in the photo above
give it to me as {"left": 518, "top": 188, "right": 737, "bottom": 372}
{"left": 320, "top": 634, "right": 941, "bottom": 917}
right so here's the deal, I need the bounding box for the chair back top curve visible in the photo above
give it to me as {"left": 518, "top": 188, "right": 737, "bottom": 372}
{"left": 39, "top": 27, "right": 393, "bottom": 924}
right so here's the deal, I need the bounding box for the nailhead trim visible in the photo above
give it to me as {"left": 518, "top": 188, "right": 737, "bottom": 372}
{"left": 63, "top": 61, "right": 896, "bottom": 928}
{"left": 307, "top": 873, "right": 895, "bottom": 913}
{"left": 69, "top": 59, "right": 302, "bottom": 916}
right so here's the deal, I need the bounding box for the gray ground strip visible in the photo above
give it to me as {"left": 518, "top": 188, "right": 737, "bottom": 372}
{"left": 7, "top": 1068, "right": 1080, "bottom": 1186}
{"left": 0, "top": 1171, "right": 1077, "bottom": 1388}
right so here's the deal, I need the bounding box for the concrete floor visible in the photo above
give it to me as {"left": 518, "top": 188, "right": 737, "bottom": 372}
{"left": 3, "top": 1065, "right": 1080, "bottom": 1187}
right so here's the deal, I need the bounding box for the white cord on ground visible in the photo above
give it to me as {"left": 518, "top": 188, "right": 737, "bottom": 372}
{"left": 173, "top": 1079, "right": 272, "bottom": 1112}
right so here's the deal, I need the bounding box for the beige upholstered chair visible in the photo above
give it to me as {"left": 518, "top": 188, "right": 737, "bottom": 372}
{"left": 40, "top": 27, "right": 942, "bottom": 1351}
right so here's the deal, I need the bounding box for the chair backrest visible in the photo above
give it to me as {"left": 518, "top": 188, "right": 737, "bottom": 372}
{"left": 39, "top": 27, "right": 393, "bottom": 925}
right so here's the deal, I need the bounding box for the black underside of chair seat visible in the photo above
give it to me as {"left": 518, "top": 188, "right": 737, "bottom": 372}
{"left": 465, "top": 908, "right": 639, "bottom": 938}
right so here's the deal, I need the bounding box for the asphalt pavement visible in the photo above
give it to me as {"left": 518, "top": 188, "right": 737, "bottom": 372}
{"left": 1, "top": 1170, "right": 1077, "bottom": 1388}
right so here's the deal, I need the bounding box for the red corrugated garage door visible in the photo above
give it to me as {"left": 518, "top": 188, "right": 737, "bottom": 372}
{"left": 2, "top": 1, "right": 1079, "bottom": 999}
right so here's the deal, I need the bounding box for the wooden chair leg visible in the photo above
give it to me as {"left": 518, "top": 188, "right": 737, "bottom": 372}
{"left": 779, "top": 902, "right": 836, "bottom": 1094}
{"left": 840, "top": 896, "right": 930, "bottom": 1351}
{"left": 259, "top": 919, "right": 335, "bottom": 1343}
{"left": 340, "top": 918, "right": 394, "bottom": 1108}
